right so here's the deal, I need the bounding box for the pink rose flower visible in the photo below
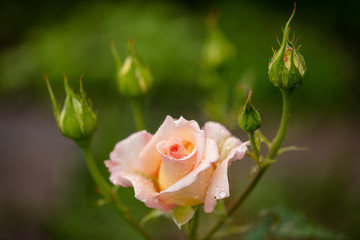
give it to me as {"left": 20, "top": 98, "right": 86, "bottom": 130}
{"left": 105, "top": 116, "right": 249, "bottom": 213}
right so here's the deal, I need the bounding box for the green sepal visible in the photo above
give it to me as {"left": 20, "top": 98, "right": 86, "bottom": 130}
{"left": 44, "top": 75, "right": 60, "bottom": 119}
{"left": 110, "top": 38, "right": 122, "bottom": 69}
{"left": 171, "top": 206, "right": 195, "bottom": 229}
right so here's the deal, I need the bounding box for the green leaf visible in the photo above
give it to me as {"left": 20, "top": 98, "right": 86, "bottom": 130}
{"left": 247, "top": 165, "right": 258, "bottom": 180}
{"left": 258, "top": 131, "right": 270, "bottom": 148}
{"left": 214, "top": 224, "right": 253, "bottom": 239}
{"left": 172, "top": 206, "right": 195, "bottom": 229}
{"left": 273, "top": 204, "right": 347, "bottom": 239}
{"left": 141, "top": 209, "right": 168, "bottom": 227}
{"left": 254, "top": 130, "right": 261, "bottom": 151}
{"left": 278, "top": 145, "right": 310, "bottom": 155}
{"left": 243, "top": 204, "right": 347, "bottom": 240}
{"left": 214, "top": 200, "right": 227, "bottom": 218}
{"left": 214, "top": 209, "right": 278, "bottom": 239}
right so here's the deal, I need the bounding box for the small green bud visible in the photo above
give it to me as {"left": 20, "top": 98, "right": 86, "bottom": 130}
{"left": 201, "top": 13, "right": 236, "bottom": 68}
{"left": 45, "top": 74, "right": 97, "bottom": 144}
{"left": 110, "top": 38, "right": 153, "bottom": 98}
{"left": 268, "top": 5, "right": 306, "bottom": 91}
{"left": 238, "top": 90, "right": 261, "bottom": 132}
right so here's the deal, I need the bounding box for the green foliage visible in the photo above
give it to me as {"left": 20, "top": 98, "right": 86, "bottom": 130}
{"left": 243, "top": 204, "right": 347, "bottom": 240}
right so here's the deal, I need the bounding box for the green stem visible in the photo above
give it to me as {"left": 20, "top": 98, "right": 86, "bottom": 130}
{"left": 81, "top": 142, "right": 112, "bottom": 198}
{"left": 111, "top": 192, "right": 155, "bottom": 240}
{"left": 130, "top": 98, "right": 146, "bottom": 131}
{"left": 202, "top": 89, "right": 292, "bottom": 240}
{"left": 189, "top": 208, "right": 200, "bottom": 240}
{"left": 80, "top": 142, "right": 154, "bottom": 240}
{"left": 248, "top": 131, "right": 261, "bottom": 166}
{"left": 267, "top": 89, "right": 291, "bottom": 160}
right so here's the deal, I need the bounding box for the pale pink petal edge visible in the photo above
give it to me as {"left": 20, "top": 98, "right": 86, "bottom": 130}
{"left": 204, "top": 141, "right": 249, "bottom": 213}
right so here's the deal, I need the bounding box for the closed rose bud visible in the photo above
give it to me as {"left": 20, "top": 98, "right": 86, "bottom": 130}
{"left": 238, "top": 90, "right": 261, "bottom": 132}
{"left": 45, "top": 74, "right": 97, "bottom": 145}
{"left": 268, "top": 6, "right": 306, "bottom": 91}
{"left": 201, "top": 13, "right": 236, "bottom": 68}
{"left": 111, "top": 39, "right": 153, "bottom": 98}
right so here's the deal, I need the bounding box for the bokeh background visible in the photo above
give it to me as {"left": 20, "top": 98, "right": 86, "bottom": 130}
{"left": 1, "top": 0, "right": 359, "bottom": 239}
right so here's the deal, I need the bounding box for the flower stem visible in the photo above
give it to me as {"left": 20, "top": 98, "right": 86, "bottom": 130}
{"left": 130, "top": 98, "right": 146, "bottom": 131}
{"left": 267, "top": 89, "right": 291, "bottom": 160}
{"left": 248, "top": 131, "right": 261, "bottom": 166}
{"left": 189, "top": 208, "right": 200, "bottom": 240}
{"left": 81, "top": 142, "right": 154, "bottom": 240}
{"left": 111, "top": 191, "right": 155, "bottom": 240}
{"left": 202, "top": 89, "right": 292, "bottom": 240}
{"left": 81, "top": 141, "right": 112, "bottom": 198}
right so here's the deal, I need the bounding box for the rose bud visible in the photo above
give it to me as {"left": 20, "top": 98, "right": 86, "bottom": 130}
{"left": 45, "top": 74, "right": 97, "bottom": 146}
{"left": 105, "top": 116, "right": 249, "bottom": 225}
{"left": 268, "top": 6, "right": 306, "bottom": 91}
{"left": 238, "top": 90, "right": 261, "bottom": 132}
{"left": 201, "top": 12, "right": 236, "bottom": 68}
{"left": 111, "top": 38, "right": 153, "bottom": 98}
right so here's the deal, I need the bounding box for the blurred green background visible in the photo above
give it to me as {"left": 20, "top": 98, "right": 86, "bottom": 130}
{"left": 0, "top": 0, "right": 359, "bottom": 239}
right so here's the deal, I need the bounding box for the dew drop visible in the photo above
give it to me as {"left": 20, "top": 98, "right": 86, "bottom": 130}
{"left": 219, "top": 191, "right": 226, "bottom": 198}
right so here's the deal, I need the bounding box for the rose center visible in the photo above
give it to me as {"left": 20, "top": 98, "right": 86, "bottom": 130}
{"left": 166, "top": 138, "right": 189, "bottom": 159}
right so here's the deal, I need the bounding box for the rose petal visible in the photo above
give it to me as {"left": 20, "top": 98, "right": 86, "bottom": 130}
{"left": 106, "top": 130, "right": 155, "bottom": 185}
{"left": 118, "top": 171, "right": 172, "bottom": 212}
{"left": 204, "top": 140, "right": 249, "bottom": 213}
{"left": 157, "top": 139, "right": 219, "bottom": 206}
{"left": 203, "top": 121, "right": 231, "bottom": 146}
{"left": 140, "top": 116, "right": 206, "bottom": 169}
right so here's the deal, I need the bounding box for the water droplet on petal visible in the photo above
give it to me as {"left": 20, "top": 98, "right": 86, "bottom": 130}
{"left": 219, "top": 191, "right": 226, "bottom": 198}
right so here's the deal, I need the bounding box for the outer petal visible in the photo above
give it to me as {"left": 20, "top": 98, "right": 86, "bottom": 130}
{"left": 203, "top": 121, "right": 231, "bottom": 147}
{"left": 157, "top": 139, "right": 219, "bottom": 206}
{"left": 106, "top": 130, "right": 156, "bottom": 180}
{"left": 204, "top": 138, "right": 249, "bottom": 213}
{"left": 118, "top": 171, "right": 172, "bottom": 212}
{"left": 140, "top": 116, "right": 206, "bottom": 173}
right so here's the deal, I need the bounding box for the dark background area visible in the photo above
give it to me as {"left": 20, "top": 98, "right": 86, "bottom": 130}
{"left": 0, "top": 0, "right": 359, "bottom": 239}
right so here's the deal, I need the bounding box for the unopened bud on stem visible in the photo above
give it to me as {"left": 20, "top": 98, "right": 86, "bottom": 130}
{"left": 45, "top": 74, "right": 97, "bottom": 147}
{"left": 238, "top": 90, "right": 261, "bottom": 132}
{"left": 268, "top": 5, "right": 306, "bottom": 91}
{"left": 110, "top": 38, "right": 153, "bottom": 98}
